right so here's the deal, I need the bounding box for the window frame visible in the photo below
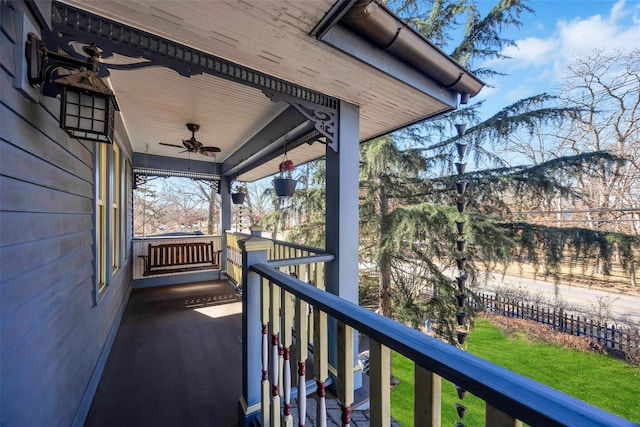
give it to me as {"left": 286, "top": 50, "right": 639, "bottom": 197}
{"left": 94, "top": 140, "right": 128, "bottom": 303}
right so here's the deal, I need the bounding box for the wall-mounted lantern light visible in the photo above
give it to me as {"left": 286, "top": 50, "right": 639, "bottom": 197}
{"left": 25, "top": 33, "right": 118, "bottom": 143}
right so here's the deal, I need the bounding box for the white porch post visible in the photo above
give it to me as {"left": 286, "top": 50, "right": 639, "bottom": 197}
{"left": 238, "top": 235, "right": 271, "bottom": 425}
{"left": 220, "top": 176, "right": 231, "bottom": 268}
{"left": 325, "top": 100, "right": 362, "bottom": 390}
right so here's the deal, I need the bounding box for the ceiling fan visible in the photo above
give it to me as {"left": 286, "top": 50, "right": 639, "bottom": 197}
{"left": 159, "top": 123, "right": 221, "bottom": 157}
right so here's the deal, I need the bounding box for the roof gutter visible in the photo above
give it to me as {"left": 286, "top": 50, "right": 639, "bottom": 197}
{"left": 340, "top": 0, "right": 484, "bottom": 98}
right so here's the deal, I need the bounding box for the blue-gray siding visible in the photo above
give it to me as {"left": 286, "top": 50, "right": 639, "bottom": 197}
{"left": 1, "top": 3, "right": 132, "bottom": 426}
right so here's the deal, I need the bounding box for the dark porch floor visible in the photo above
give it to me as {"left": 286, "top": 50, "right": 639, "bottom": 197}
{"left": 84, "top": 281, "right": 242, "bottom": 427}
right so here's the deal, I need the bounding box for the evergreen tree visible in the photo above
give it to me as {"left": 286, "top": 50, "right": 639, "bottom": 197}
{"left": 280, "top": 0, "right": 639, "bottom": 343}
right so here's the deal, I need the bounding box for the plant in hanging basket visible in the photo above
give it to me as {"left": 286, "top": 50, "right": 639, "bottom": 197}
{"left": 279, "top": 159, "right": 295, "bottom": 178}
{"left": 231, "top": 185, "right": 246, "bottom": 205}
{"left": 274, "top": 157, "right": 296, "bottom": 197}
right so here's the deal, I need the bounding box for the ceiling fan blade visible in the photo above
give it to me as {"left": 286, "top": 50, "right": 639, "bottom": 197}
{"left": 201, "top": 146, "right": 221, "bottom": 152}
{"left": 159, "top": 142, "right": 184, "bottom": 148}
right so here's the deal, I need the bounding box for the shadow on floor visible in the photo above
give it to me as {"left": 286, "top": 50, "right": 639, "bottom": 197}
{"left": 84, "top": 281, "right": 242, "bottom": 427}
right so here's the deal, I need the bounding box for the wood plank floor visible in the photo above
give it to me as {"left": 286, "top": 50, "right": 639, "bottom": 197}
{"left": 84, "top": 281, "right": 242, "bottom": 427}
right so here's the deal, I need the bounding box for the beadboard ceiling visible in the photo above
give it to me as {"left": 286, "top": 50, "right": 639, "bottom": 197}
{"left": 59, "top": 0, "right": 456, "bottom": 181}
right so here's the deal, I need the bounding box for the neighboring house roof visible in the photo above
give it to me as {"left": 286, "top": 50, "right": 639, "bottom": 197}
{"left": 56, "top": 0, "right": 484, "bottom": 181}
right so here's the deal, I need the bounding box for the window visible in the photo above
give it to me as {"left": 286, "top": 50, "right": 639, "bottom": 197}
{"left": 96, "top": 143, "right": 108, "bottom": 295}
{"left": 121, "top": 160, "right": 130, "bottom": 263}
{"left": 112, "top": 143, "right": 120, "bottom": 270}
{"left": 95, "top": 141, "right": 128, "bottom": 301}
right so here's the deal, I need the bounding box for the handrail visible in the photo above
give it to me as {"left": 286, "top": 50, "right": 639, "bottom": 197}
{"left": 267, "top": 255, "right": 335, "bottom": 268}
{"left": 251, "top": 263, "right": 636, "bottom": 427}
{"left": 270, "top": 238, "right": 328, "bottom": 254}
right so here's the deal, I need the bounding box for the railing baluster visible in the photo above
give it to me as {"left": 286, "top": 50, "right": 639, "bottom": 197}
{"left": 261, "top": 278, "right": 271, "bottom": 426}
{"left": 337, "top": 322, "right": 354, "bottom": 427}
{"left": 314, "top": 309, "right": 328, "bottom": 427}
{"left": 299, "top": 260, "right": 307, "bottom": 285}
{"left": 415, "top": 364, "right": 441, "bottom": 426}
{"left": 317, "top": 260, "right": 325, "bottom": 291}
{"left": 295, "top": 296, "right": 309, "bottom": 427}
{"left": 282, "top": 290, "right": 294, "bottom": 426}
{"left": 270, "top": 282, "right": 281, "bottom": 427}
{"left": 486, "top": 403, "right": 523, "bottom": 427}
{"left": 369, "top": 340, "right": 390, "bottom": 427}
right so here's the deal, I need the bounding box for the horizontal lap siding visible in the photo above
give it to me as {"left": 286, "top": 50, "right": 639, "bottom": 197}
{"left": 0, "top": 7, "right": 132, "bottom": 426}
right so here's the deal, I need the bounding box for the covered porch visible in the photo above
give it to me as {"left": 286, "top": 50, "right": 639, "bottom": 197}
{"left": 40, "top": 1, "right": 639, "bottom": 425}
{"left": 1, "top": 0, "right": 636, "bottom": 426}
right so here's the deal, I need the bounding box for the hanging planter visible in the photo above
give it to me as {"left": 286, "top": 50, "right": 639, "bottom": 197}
{"left": 274, "top": 152, "right": 296, "bottom": 197}
{"left": 231, "top": 193, "right": 245, "bottom": 204}
{"left": 231, "top": 185, "right": 246, "bottom": 205}
{"left": 455, "top": 219, "right": 466, "bottom": 234}
{"left": 273, "top": 178, "right": 297, "bottom": 197}
{"left": 456, "top": 257, "right": 467, "bottom": 270}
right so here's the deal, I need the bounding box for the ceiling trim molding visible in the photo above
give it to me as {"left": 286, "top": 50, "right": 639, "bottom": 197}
{"left": 50, "top": 1, "right": 339, "bottom": 108}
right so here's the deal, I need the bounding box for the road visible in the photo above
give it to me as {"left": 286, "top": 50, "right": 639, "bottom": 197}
{"left": 476, "top": 272, "right": 640, "bottom": 328}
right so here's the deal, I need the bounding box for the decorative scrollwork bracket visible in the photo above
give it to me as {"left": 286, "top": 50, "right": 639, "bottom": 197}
{"left": 263, "top": 90, "right": 338, "bottom": 152}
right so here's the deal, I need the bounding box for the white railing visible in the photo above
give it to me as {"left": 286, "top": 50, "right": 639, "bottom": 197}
{"left": 225, "top": 231, "right": 328, "bottom": 291}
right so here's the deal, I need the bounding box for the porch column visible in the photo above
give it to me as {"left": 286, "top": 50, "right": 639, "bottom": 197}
{"left": 238, "top": 235, "right": 271, "bottom": 425}
{"left": 325, "top": 100, "right": 361, "bottom": 387}
{"left": 221, "top": 176, "right": 231, "bottom": 269}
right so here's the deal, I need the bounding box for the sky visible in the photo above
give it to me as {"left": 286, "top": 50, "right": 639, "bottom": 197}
{"left": 476, "top": 0, "right": 640, "bottom": 116}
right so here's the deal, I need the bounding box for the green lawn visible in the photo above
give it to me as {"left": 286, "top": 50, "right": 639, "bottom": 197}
{"left": 390, "top": 318, "right": 640, "bottom": 426}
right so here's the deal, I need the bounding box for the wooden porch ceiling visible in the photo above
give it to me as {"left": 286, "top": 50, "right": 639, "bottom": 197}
{"left": 58, "top": 0, "right": 468, "bottom": 182}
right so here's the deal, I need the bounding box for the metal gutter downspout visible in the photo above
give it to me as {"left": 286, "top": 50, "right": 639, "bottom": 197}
{"left": 341, "top": 0, "right": 484, "bottom": 99}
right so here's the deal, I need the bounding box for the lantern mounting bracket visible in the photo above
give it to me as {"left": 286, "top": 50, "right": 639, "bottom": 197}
{"left": 25, "top": 32, "right": 102, "bottom": 87}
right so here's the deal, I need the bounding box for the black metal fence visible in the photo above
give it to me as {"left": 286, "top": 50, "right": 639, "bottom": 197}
{"left": 476, "top": 293, "right": 639, "bottom": 361}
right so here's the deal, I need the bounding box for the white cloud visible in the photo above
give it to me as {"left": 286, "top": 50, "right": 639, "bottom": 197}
{"left": 478, "top": 0, "right": 640, "bottom": 116}
{"left": 496, "top": 0, "right": 640, "bottom": 81}
{"left": 556, "top": 9, "right": 640, "bottom": 56}
{"left": 501, "top": 37, "right": 558, "bottom": 67}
